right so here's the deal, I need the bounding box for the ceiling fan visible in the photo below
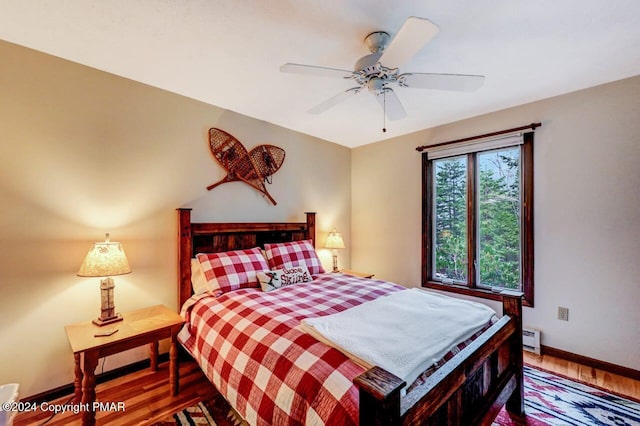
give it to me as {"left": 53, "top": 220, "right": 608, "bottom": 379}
{"left": 280, "top": 17, "right": 485, "bottom": 129}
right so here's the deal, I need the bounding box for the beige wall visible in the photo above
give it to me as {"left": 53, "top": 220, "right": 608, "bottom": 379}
{"left": 352, "top": 75, "right": 640, "bottom": 371}
{"left": 0, "top": 40, "right": 351, "bottom": 397}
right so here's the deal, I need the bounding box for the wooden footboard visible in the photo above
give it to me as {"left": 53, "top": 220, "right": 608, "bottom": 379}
{"left": 354, "top": 291, "right": 524, "bottom": 425}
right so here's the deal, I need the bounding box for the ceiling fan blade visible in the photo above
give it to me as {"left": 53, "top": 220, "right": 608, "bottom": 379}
{"left": 400, "top": 73, "right": 485, "bottom": 92}
{"left": 280, "top": 63, "right": 353, "bottom": 78}
{"left": 379, "top": 17, "right": 440, "bottom": 68}
{"left": 308, "top": 88, "right": 360, "bottom": 114}
{"left": 376, "top": 88, "right": 407, "bottom": 121}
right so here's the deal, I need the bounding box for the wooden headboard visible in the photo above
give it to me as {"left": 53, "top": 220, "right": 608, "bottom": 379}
{"left": 177, "top": 209, "right": 317, "bottom": 309}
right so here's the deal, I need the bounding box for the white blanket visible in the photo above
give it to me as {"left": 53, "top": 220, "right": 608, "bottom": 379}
{"left": 299, "top": 288, "right": 495, "bottom": 388}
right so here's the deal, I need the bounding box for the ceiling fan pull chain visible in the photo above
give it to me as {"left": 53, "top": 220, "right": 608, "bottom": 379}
{"left": 382, "top": 89, "right": 387, "bottom": 133}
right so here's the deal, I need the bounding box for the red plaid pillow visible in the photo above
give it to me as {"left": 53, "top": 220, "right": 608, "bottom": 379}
{"left": 264, "top": 239, "right": 325, "bottom": 275}
{"left": 196, "top": 247, "right": 269, "bottom": 295}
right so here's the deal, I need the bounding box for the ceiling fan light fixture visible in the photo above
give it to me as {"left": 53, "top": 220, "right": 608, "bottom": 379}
{"left": 367, "top": 77, "right": 386, "bottom": 94}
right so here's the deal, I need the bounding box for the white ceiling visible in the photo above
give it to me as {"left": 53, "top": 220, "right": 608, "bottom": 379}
{"left": 1, "top": 1, "right": 639, "bottom": 148}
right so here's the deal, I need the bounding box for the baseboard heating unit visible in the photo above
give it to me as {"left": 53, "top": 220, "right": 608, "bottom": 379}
{"left": 523, "top": 327, "right": 541, "bottom": 355}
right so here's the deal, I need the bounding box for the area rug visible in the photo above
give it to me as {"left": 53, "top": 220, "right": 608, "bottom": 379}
{"left": 151, "top": 390, "right": 246, "bottom": 426}
{"left": 153, "top": 366, "right": 640, "bottom": 425}
{"left": 493, "top": 366, "right": 640, "bottom": 426}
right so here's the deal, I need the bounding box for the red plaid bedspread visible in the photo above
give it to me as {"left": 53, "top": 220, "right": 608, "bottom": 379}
{"left": 179, "top": 274, "right": 403, "bottom": 426}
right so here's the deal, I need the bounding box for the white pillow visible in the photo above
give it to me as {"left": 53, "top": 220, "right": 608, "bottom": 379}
{"left": 190, "top": 258, "right": 210, "bottom": 295}
{"left": 257, "top": 264, "right": 312, "bottom": 292}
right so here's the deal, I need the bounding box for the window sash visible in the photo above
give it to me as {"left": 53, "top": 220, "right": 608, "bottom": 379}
{"left": 431, "top": 156, "right": 468, "bottom": 284}
{"left": 475, "top": 147, "right": 522, "bottom": 290}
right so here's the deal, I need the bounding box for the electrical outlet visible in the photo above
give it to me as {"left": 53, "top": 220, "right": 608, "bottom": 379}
{"left": 558, "top": 306, "right": 569, "bottom": 321}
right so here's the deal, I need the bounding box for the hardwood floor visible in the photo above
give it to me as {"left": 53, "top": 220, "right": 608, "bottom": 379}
{"left": 14, "top": 361, "right": 217, "bottom": 426}
{"left": 15, "top": 353, "right": 639, "bottom": 425}
{"left": 524, "top": 351, "right": 640, "bottom": 400}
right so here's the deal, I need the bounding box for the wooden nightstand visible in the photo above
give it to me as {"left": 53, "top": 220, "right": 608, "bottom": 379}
{"left": 64, "top": 305, "right": 184, "bottom": 426}
{"left": 340, "top": 269, "right": 375, "bottom": 279}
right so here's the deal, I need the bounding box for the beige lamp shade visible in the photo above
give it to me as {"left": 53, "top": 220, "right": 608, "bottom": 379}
{"left": 77, "top": 233, "right": 131, "bottom": 277}
{"left": 325, "top": 230, "right": 345, "bottom": 249}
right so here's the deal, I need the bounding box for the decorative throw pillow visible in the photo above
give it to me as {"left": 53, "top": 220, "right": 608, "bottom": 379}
{"left": 196, "top": 247, "right": 269, "bottom": 295}
{"left": 190, "top": 258, "right": 209, "bottom": 295}
{"left": 257, "top": 264, "right": 312, "bottom": 292}
{"left": 263, "top": 239, "right": 325, "bottom": 275}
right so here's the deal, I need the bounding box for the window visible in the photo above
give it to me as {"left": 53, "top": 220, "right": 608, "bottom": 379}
{"left": 422, "top": 132, "right": 534, "bottom": 306}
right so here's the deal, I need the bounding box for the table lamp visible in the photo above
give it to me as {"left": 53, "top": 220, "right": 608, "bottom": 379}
{"left": 77, "top": 233, "right": 131, "bottom": 326}
{"left": 325, "top": 229, "right": 345, "bottom": 273}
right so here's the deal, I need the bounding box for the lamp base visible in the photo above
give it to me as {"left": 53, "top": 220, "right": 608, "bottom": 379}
{"left": 94, "top": 277, "right": 122, "bottom": 326}
{"left": 93, "top": 313, "right": 123, "bottom": 327}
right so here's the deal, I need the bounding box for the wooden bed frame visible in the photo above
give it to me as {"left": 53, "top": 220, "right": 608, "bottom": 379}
{"left": 177, "top": 208, "right": 524, "bottom": 425}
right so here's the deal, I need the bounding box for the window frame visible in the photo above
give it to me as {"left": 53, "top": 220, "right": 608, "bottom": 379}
{"left": 422, "top": 132, "right": 534, "bottom": 307}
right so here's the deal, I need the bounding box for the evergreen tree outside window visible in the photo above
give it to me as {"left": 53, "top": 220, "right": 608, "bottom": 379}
{"left": 433, "top": 157, "right": 468, "bottom": 283}
{"left": 422, "top": 132, "right": 534, "bottom": 306}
